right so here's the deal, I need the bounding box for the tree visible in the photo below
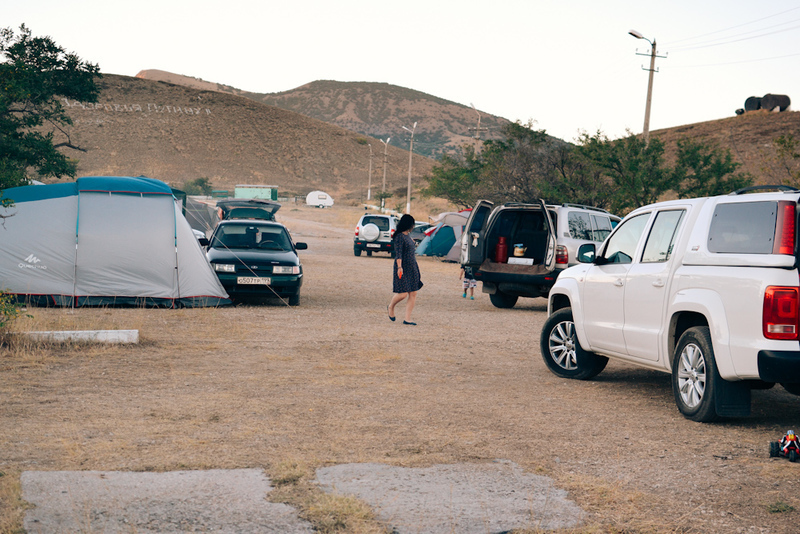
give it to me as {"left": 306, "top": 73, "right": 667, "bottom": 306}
{"left": 183, "top": 177, "right": 213, "bottom": 196}
{"left": 540, "top": 142, "right": 612, "bottom": 210}
{"left": 577, "top": 131, "right": 676, "bottom": 214}
{"left": 0, "top": 24, "right": 101, "bottom": 190}
{"left": 671, "top": 138, "right": 753, "bottom": 198}
{"left": 421, "top": 146, "right": 483, "bottom": 209}
{"left": 773, "top": 134, "right": 800, "bottom": 188}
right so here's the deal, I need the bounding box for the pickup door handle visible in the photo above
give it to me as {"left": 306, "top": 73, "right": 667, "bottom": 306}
{"left": 652, "top": 280, "right": 665, "bottom": 288}
{"left": 614, "top": 278, "right": 624, "bottom": 287}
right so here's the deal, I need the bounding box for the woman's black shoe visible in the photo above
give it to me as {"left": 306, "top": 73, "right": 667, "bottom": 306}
{"left": 403, "top": 321, "right": 416, "bottom": 325}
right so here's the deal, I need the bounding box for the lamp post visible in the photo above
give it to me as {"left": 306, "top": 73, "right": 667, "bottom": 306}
{"left": 629, "top": 29, "right": 660, "bottom": 144}
{"left": 367, "top": 143, "right": 373, "bottom": 201}
{"left": 380, "top": 137, "right": 391, "bottom": 212}
{"left": 402, "top": 122, "right": 417, "bottom": 214}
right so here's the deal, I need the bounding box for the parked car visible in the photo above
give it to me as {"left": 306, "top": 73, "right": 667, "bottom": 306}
{"left": 354, "top": 213, "right": 398, "bottom": 256}
{"left": 205, "top": 219, "right": 307, "bottom": 305}
{"left": 216, "top": 198, "right": 280, "bottom": 221}
{"left": 460, "top": 201, "right": 618, "bottom": 308}
{"left": 409, "top": 222, "right": 433, "bottom": 245}
{"left": 540, "top": 185, "right": 800, "bottom": 422}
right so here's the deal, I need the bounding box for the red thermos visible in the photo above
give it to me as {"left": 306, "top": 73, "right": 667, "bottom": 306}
{"left": 495, "top": 236, "right": 508, "bottom": 263}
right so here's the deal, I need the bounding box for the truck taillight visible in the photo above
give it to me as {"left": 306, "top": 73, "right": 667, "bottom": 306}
{"left": 555, "top": 245, "right": 568, "bottom": 265}
{"left": 355, "top": 226, "right": 359, "bottom": 237}
{"left": 763, "top": 286, "right": 800, "bottom": 340}
{"left": 391, "top": 229, "right": 395, "bottom": 237}
{"left": 773, "top": 201, "right": 796, "bottom": 255}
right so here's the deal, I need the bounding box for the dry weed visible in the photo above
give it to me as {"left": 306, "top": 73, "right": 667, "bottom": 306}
{"left": 267, "top": 460, "right": 387, "bottom": 534}
{"left": 0, "top": 470, "right": 27, "bottom": 534}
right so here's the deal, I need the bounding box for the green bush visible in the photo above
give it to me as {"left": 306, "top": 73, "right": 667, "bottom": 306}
{"left": 0, "top": 291, "right": 26, "bottom": 332}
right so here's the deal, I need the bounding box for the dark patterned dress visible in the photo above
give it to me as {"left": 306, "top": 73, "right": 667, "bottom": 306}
{"left": 393, "top": 232, "right": 423, "bottom": 293}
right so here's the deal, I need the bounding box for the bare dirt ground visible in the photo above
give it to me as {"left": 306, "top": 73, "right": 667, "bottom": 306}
{"left": 3, "top": 204, "right": 800, "bottom": 533}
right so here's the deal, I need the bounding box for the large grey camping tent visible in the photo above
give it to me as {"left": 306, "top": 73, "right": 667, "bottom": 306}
{"left": 0, "top": 176, "right": 230, "bottom": 307}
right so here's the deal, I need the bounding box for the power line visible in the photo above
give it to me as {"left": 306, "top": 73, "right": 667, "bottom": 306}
{"left": 665, "top": 6, "right": 800, "bottom": 46}
{"left": 666, "top": 51, "right": 800, "bottom": 69}
{"left": 668, "top": 22, "right": 800, "bottom": 51}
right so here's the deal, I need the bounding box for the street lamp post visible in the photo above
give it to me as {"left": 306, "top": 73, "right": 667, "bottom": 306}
{"left": 367, "top": 143, "right": 373, "bottom": 201}
{"left": 402, "top": 122, "right": 417, "bottom": 215}
{"left": 629, "top": 29, "right": 661, "bottom": 144}
{"left": 379, "top": 137, "right": 391, "bottom": 212}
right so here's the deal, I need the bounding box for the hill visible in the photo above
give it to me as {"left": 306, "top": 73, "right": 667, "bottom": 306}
{"left": 651, "top": 110, "right": 800, "bottom": 185}
{"left": 135, "top": 71, "right": 510, "bottom": 159}
{"left": 58, "top": 74, "right": 437, "bottom": 206}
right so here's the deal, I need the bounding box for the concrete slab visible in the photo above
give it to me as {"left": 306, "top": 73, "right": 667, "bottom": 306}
{"left": 23, "top": 329, "right": 139, "bottom": 344}
{"left": 316, "top": 460, "right": 586, "bottom": 533}
{"left": 21, "top": 469, "right": 313, "bottom": 533}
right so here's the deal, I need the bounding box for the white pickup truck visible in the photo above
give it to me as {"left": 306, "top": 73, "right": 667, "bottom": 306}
{"left": 540, "top": 187, "right": 800, "bottom": 422}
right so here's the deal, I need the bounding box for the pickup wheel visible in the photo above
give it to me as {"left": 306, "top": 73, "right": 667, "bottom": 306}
{"left": 489, "top": 290, "right": 518, "bottom": 309}
{"left": 540, "top": 308, "right": 608, "bottom": 380}
{"left": 672, "top": 326, "right": 720, "bottom": 423}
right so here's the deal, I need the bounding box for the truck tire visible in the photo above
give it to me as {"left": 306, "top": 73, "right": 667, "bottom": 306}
{"left": 489, "top": 290, "right": 518, "bottom": 309}
{"left": 672, "top": 326, "right": 720, "bottom": 422}
{"left": 354, "top": 246, "right": 362, "bottom": 257}
{"left": 540, "top": 308, "right": 608, "bottom": 380}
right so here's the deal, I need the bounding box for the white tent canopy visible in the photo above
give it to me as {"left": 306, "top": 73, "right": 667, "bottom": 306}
{"left": 0, "top": 176, "right": 230, "bottom": 307}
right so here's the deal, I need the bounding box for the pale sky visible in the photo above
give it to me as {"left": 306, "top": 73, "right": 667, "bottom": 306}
{"left": 6, "top": 0, "right": 800, "bottom": 143}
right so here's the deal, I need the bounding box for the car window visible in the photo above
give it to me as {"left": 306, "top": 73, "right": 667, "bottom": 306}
{"left": 211, "top": 224, "right": 292, "bottom": 250}
{"left": 568, "top": 212, "right": 592, "bottom": 240}
{"left": 602, "top": 213, "right": 651, "bottom": 264}
{"left": 591, "top": 214, "right": 613, "bottom": 242}
{"left": 641, "top": 210, "right": 685, "bottom": 263}
{"left": 362, "top": 216, "right": 390, "bottom": 231}
{"left": 707, "top": 201, "right": 777, "bottom": 254}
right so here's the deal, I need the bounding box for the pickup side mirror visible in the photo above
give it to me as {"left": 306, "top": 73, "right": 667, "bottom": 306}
{"left": 577, "top": 243, "right": 596, "bottom": 263}
{"left": 295, "top": 242, "right": 308, "bottom": 250}
{"left": 198, "top": 237, "right": 209, "bottom": 247}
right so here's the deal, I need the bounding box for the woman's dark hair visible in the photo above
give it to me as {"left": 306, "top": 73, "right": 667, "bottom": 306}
{"left": 396, "top": 214, "right": 415, "bottom": 234}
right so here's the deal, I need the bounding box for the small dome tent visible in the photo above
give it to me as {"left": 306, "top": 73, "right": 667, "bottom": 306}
{"left": 0, "top": 176, "right": 230, "bottom": 307}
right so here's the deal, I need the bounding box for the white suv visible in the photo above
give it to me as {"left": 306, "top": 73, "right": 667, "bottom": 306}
{"left": 461, "top": 201, "right": 618, "bottom": 308}
{"left": 541, "top": 186, "right": 800, "bottom": 422}
{"left": 354, "top": 214, "right": 397, "bottom": 256}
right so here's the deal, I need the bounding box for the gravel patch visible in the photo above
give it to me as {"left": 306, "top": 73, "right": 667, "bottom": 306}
{"left": 21, "top": 469, "right": 313, "bottom": 533}
{"left": 316, "top": 460, "right": 586, "bottom": 533}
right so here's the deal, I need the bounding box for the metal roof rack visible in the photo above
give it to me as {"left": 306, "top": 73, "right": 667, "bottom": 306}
{"left": 730, "top": 185, "right": 800, "bottom": 195}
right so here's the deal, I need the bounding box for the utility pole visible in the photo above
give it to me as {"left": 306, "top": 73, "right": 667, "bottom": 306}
{"left": 367, "top": 143, "right": 373, "bottom": 201}
{"left": 468, "top": 103, "right": 488, "bottom": 139}
{"left": 629, "top": 29, "right": 666, "bottom": 144}
{"left": 402, "top": 122, "right": 417, "bottom": 215}
{"left": 380, "top": 137, "right": 391, "bottom": 213}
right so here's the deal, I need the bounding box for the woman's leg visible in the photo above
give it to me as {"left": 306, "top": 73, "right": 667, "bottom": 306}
{"left": 389, "top": 292, "right": 407, "bottom": 317}
{"left": 404, "top": 291, "right": 417, "bottom": 322}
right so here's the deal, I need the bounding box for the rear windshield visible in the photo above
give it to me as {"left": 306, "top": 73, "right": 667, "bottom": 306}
{"left": 362, "top": 216, "right": 391, "bottom": 231}
{"left": 707, "top": 201, "right": 777, "bottom": 254}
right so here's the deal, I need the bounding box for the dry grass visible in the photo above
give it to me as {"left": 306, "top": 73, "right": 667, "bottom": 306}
{"left": 2, "top": 204, "right": 800, "bottom": 533}
{"left": 268, "top": 460, "right": 387, "bottom": 534}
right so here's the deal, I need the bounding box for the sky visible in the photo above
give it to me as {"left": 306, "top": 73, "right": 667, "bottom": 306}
{"left": 6, "top": 0, "right": 800, "bottom": 143}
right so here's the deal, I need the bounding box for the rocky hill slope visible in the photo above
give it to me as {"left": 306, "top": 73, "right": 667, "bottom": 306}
{"left": 59, "top": 74, "right": 436, "bottom": 204}
{"left": 136, "top": 71, "right": 510, "bottom": 159}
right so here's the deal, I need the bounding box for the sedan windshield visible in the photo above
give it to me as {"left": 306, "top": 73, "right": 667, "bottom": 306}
{"left": 211, "top": 224, "right": 292, "bottom": 250}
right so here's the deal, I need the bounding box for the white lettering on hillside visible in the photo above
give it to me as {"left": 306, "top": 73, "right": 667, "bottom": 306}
{"left": 62, "top": 99, "right": 212, "bottom": 115}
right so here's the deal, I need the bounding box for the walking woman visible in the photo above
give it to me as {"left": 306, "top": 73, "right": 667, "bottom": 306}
{"left": 388, "top": 214, "right": 423, "bottom": 325}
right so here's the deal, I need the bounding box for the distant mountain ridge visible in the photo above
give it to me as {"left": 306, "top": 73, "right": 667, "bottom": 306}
{"left": 60, "top": 74, "right": 436, "bottom": 206}
{"left": 135, "top": 71, "right": 510, "bottom": 158}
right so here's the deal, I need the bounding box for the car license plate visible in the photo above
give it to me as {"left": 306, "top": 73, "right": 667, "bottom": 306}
{"left": 366, "top": 244, "right": 380, "bottom": 248}
{"left": 237, "top": 276, "right": 271, "bottom": 285}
